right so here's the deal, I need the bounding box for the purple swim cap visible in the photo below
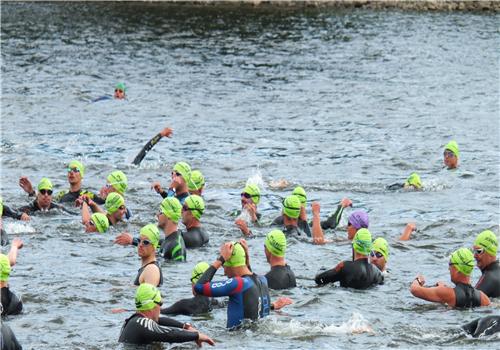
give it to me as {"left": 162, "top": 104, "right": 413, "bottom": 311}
{"left": 348, "top": 210, "right": 369, "bottom": 229}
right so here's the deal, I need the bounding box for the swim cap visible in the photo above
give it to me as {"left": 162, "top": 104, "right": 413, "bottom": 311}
{"left": 444, "top": 140, "right": 459, "bottom": 157}
{"left": 105, "top": 192, "right": 125, "bottom": 214}
{"left": 115, "top": 82, "right": 127, "bottom": 92}
{"left": 292, "top": 186, "right": 307, "bottom": 205}
{"left": 474, "top": 230, "right": 498, "bottom": 256}
{"left": 160, "top": 197, "right": 182, "bottom": 223}
{"left": 68, "top": 160, "right": 85, "bottom": 177}
{"left": 265, "top": 230, "right": 287, "bottom": 257}
{"left": 348, "top": 210, "right": 369, "bottom": 229}
{"left": 184, "top": 195, "right": 205, "bottom": 220}
{"left": 0, "top": 196, "right": 3, "bottom": 217}
{"left": 372, "top": 237, "right": 389, "bottom": 261}
{"left": 139, "top": 223, "right": 160, "bottom": 249}
{"left": 352, "top": 228, "right": 372, "bottom": 255}
{"left": 404, "top": 173, "right": 422, "bottom": 189}
{"left": 90, "top": 213, "right": 109, "bottom": 233}
{"left": 38, "top": 177, "right": 53, "bottom": 191}
{"left": 107, "top": 171, "right": 128, "bottom": 194}
{"left": 173, "top": 162, "right": 191, "bottom": 183}
{"left": 450, "top": 248, "right": 475, "bottom": 276}
{"left": 188, "top": 170, "right": 205, "bottom": 191}
{"left": 0, "top": 254, "right": 11, "bottom": 282}
{"left": 223, "top": 242, "right": 246, "bottom": 267}
{"left": 135, "top": 283, "right": 161, "bottom": 311}
{"left": 282, "top": 195, "right": 301, "bottom": 219}
{"left": 191, "top": 261, "right": 210, "bottom": 284}
{"left": 243, "top": 184, "right": 260, "bottom": 205}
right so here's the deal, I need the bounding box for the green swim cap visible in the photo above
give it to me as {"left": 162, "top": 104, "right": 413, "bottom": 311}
{"left": 372, "top": 237, "right": 389, "bottom": 261}
{"left": 68, "top": 160, "right": 85, "bottom": 177}
{"left": 282, "top": 195, "right": 301, "bottom": 219}
{"left": 450, "top": 248, "right": 475, "bottom": 276}
{"left": 191, "top": 261, "right": 210, "bottom": 284}
{"left": 265, "top": 230, "right": 287, "bottom": 257}
{"left": 0, "top": 254, "right": 11, "bottom": 282}
{"left": 107, "top": 171, "right": 128, "bottom": 194}
{"left": 445, "top": 140, "right": 459, "bottom": 157}
{"left": 38, "top": 177, "right": 53, "bottom": 191}
{"left": 243, "top": 184, "right": 260, "bottom": 205}
{"left": 292, "top": 186, "right": 307, "bottom": 205}
{"left": 160, "top": 197, "right": 182, "bottom": 223}
{"left": 139, "top": 223, "right": 160, "bottom": 249}
{"left": 184, "top": 195, "right": 205, "bottom": 220}
{"left": 173, "top": 162, "right": 191, "bottom": 183}
{"left": 352, "top": 228, "right": 372, "bottom": 256}
{"left": 474, "top": 230, "right": 498, "bottom": 256}
{"left": 135, "top": 283, "right": 161, "bottom": 311}
{"left": 105, "top": 192, "right": 125, "bottom": 214}
{"left": 224, "top": 242, "right": 246, "bottom": 267}
{"left": 90, "top": 213, "right": 109, "bottom": 233}
{"left": 404, "top": 173, "right": 422, "bottom": 189}
{"left": 0, "top": 195, "right": 4, "bottom": 217}
{"left": 115, "top": 82, "right": 126, "bottom": 92}
{"left": 188, "top": 170, "right": 205, "bottom": 191}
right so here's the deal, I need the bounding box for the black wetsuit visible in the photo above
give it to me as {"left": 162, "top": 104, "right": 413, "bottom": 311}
{"left": 320, "top": 204, "right": 345, "bottom": 230}
{"left": 132, "top": 132, "right": 163, "bottom": 166}
{"left": 17, "top": 200, "right": 76, "bottom": 215}
{"left": 462, "top": 316, "right": 500, "bottom": 338}
{"left": 1, "top": 287, "right": 23, "bottom": 316}
{"left": 182, "top": 227, "right": 209, "bottom": 249}
{"left": 1, "top": 205, "right": 23, "bottom": 220}
{"left": 118, "top": 314, "right": 198, "bottom": 345}
{"left": 160, "top": 231, "right": 187, "bottom": 262}
{"left": 0, "top": 322, "right": 22, "bottom": 350}
{"left": 161, "top": 295, "right": 223, "bottom": 316}
{"left": 54, "top": 189, "right": 95, "bottom": 204}
{"left": 475, "top": 261, "right": 500, "bottom": 298}
{"left": 283, "top": 225, "right": 308, "bottom": 238}
{"left": 265, "top": 265, "right": 296, "bottom": 290}
{"left": 272, "top": 216, "right": 311, "bottom": 237}
{"left": 315, "top": 258, "right": 384, "bottom": 289}
{"left": 454, "top": 283, "right": 481, "bottom": 308}
{"left": 133, "top": 261, "right": 163, "bottom": 287}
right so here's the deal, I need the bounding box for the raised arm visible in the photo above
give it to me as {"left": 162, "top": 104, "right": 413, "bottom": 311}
{"left": 8, "top": 238, "right": 23, "bottom": 266}
{"left": 399, "top": 222, "right": 416, "bottom": 241}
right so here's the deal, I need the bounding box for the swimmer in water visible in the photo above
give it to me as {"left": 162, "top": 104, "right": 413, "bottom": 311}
{"left": 443, "top": 140, "right": 459, "bottom": 169}
{"left": 152, "top": 161, "right": 192, "bottom": 205}
{"left": 472, "top": 230, "right": 500, "bottom": 298}
{"left": 1, "top": 238, "right": 24, "bottom": 316}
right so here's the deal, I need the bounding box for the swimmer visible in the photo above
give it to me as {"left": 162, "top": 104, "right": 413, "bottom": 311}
{"left": 157, "top": 197, "right": 186, "bottom": 261}
{"left": 114, "top": 82, "right": 126, "bottom": 100}
{"left": 387, "top": 172, "right": 423, "bottom": 191}
{"left": 473, "top": 230, "right": 500, "bottom": 298}
{"left": 152, "top": 161, "right": 191, "bottom": 204}
{"left": 1, "top": 238, "right": 24, "bottom": 316}
{"left": 271, "top": 186, "right": 312, "bottom": 237}
{"left": 264, "top": 230, "right": 296, "bottom": 290}
{"left": 132, "top": 127, "right": 173, "bottom": 166}
{"left": 81, "top": 210, "right": 109, "bottom": 234}
{"left": 118, "top": 283, "right": 215, "bottom": 346}
{"left": 188, "top": 170, "right": 205, "bottom": 196}
{"left": 17, "top": 178, "right": 75, "bottom": 215}
{"left": 443, "top": 140, "right": 459, "bottom": 169}
{"left": 410, "top": 248, "right": 490, "bottom": 308}
{"left": 370, "top": 237, "right": 389, "bottom": 273}
{"left": 78, "top": 192, "right": 127, "bottom": 227}
{"left": 181, "top": 195, "right": 209, "bottom": 248}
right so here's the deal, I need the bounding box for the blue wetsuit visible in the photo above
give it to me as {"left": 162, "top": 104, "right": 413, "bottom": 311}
{"left": 194, "top": 265, "right": 271, "bottom": 329}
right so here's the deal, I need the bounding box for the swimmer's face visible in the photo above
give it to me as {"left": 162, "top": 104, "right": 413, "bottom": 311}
{"left": 114, "top": 88, "right": 125, "bottom": 100}
{"left": 99, "top": 183, "right": 114, "bottom": 199}
{"left": 137, "top": 234, "right": 155, "bottom": 258}
{"left": 443, "top": 150, "right": 458, "bottom": 169}
{"left": 37, "top": 189, "right": 53, "bottom": 209}
{"left": 347, "top": 223, "right": 357, "bottom": 241}
{"left": 112, "top": 205, "right": 127, "bottom": 221}
{"left": 473, "top": 245, "right": 489, "bottom": 269}
{"left": 369, "top": 251, "right": 386, "bottom": 271}
{"left": 157, "top": 212, "right": 168, "bottom": 229}
{"left": 181, "top": 207, "right": 193, "bottom": 225}
{"left": 67, "top": 167, "right": 82, "bottom": 185}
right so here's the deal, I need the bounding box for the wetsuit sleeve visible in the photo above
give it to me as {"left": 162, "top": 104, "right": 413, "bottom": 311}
{"left": 196, "top": 265, "right": 218, "bottom": 285}
{"left": 2, "top": 205, "right": 23, "bottom": 220}
{"left": 93, "top": 195, "right": 105, "bottom": 205}
{"left": 315, "top": 262, "right": 344, "bottom": 285}
{"left": 132, "top": 133, "right": 163, "bottom": 166}
{"left": 160, "top": 299, "right": 198, "bottom": 316}
{"left": 320, "top": 205, "right": 344, "bottom": 230}
{"left": 194, "top": 275, "right": 251, "bottom": 298}
{"left": 158, "top": 317, "right": 185, "bottom": 328}
{"left": 128, "top": 317, "right": 198, "bottom": 343}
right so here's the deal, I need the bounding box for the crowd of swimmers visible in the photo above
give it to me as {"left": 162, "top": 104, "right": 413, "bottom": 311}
{"left": 1, "top": 131, "right": 499, "bottom": 348}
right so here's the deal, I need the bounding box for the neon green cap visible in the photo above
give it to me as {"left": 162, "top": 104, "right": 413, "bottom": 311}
{"left": 0, "top": 254, "right": 11, "bottom": 282}
{"left": 68, "top": 160, "right": 85, "bottom": 177}
{"left": 115, "top": 82, "right": 126, "bottom": 92}
{"left": 105, "top": 192, "right": 125, "bottom": 214}
{"left": 184, "top": 195, "right": 205, "bottom": 220}
{"left": 445, "top": 140, "right": 459, "bottom": 157}
{"left": 135, "top": 283, "right": 161, "bottom": 311}
{"left": 372, "top": 237, "right": 389, "bottom": 261}
{"left": 188, "top": 170, "right": 205, "bottom": 191}
{"left": 191, "top": 261, "right": 210, "bottom": 284}
{"left": 450, "top": 248, "right": 475, "bottom": 276}
{"left": 265, "top": 230, "right": 287, "bottom": 257}
{"left": 173, "top": 162, "right": 191, "bottom": 183}
{"left": 107, "top": 171, "right": 128, "bottom": 194}
{"left": 474, "top": 230, "right": 498, "bottom": 256}
{"left": 91, "top": 213, "right": 109, "bottom": 233}
{"left": 404, "top": 173, "right": 422, "bottom": 189}
{"left": 38, "top": 177, "right": 53, "bottom": 191}
{"left": 160, "top": 197, "right": 182, "bottom": 223}
{"left": 0, "top": 196, "right": 4, "bottom": 217}
{"left": 243, "top": 184, "right": 260, "bottom": 205}
{"left": 223, "top": 242, "right": 246, "bottom": 267}
{"left": 140, "top": 223, "right": 160, "bottom": 249}
{"left": 292, "top": 186, "right": 307, "bottom": 205}
{"left": 282, "top": 195, "right": 301, "bottom": 219}
{"left": 352, "top": 228, "right": 372, "bottom": 255}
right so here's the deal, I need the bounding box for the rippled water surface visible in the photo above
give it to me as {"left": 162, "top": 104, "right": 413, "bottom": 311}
{"left": 1, "top": 2, "right": 499, "bottom": 349}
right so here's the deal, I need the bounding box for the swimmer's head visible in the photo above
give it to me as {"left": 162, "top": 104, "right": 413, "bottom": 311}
{"left": 188, "top": 170, "right": 205, "bottom": 192}
{"left": 183, "top": 195, "right": 205, "bottom": 221}
{"left": 444, "top": 140, "right": 459, "bottom": 169}
{"left": 223, "top": 242, "right": 246, "bottom": 268}
{"left": 242, "top": 184, "right": 260, "bottom": 205}
{"left": 173, "top": 162, "right": 191, "bottom": 184}
{"left": 114, "top": 82, "right": 126, "bottom": 99}
{"left": 68, "top": 160, "right": 85, "bottom": 178}
{"left": 265, "top": 230, "right": 287, "bottom": 258}
{"left": 474, "top": 230, "right": 497, "bottom": 257}
{"left": 282, "top": 195, "right": 301, "bottom": 219}
{"left": 0, "top": 254, "right": 11, "bottom": 282}
{"left": 352, "top": 228, "right": 372, "bottom": 256}
{"left": 404, "top": 173, "right": 422, "bottom": 189}
{"left": 372, "top": 237, "right": 389, "bottom": 261}
{"left": 90, "top": 213, "right": 109, "bottom": 233}
{"left": 292, "top": 186, "right": 307, "bottom": 205}
{"left": 105, "top": 192, "right": 125, "bottom": 214}
{"left": 37, "top": 177, "right": 53, "bottom": 192}
{"left": 135, "top": 283, "right": 162, "bottom": 311}
{"left": 107, "top": 171, "right": 128, "bottom": 195}
{"left": 159, "top": 197, "right": 182, "bottom": 223}
{"left": 348, "top": 210, "right": 369, "bottom": 230}
{"left": 139, "top": 223, "right": 160, "bottom": 249}
{"left": 449, "top": 248, "right": 475, "bottom": 276}
{"left": 191, "top": 261, "right": 210, "bottom": 284}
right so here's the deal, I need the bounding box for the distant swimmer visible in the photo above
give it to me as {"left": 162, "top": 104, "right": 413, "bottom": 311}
{"left": 0, "top": 195, "right": 30, "bottom": 222}
{"left": 78, "top": 192, "right": 127, "bottom": 227}
{"left": 462, "top": 315, "right": 500, "bottom": 338}
{"left": 271, "top": 186, "right": 312, "bottom": 237}
{"left": 410, "top": 248, "right": 490, "bottom": 308}
{"left": 17, "top": 178, "right": 75, "bottom": 215}
{"left": 158, "top": 197, "right": 186, "bottom": 262}
{"left": 233, "top": 183, "right": 262, "bottom": 231}
{"left": 1, "top": 238, "right": 24, "bottom": 316}
{"left": 264, "top": 230, "right": 296, "bottom": 290}
{"left": 187, "top": 170, "right": 205, "bottom": 196}
{"left": 152, "top": 161, "right": 191, "bottom": 205}
{"left": 132, "top": 127, "right": 173, "bottom": 166}
{"left": 443, "top": 140, "right": 459, "bottom": 169}
{"left": 473, "top": 230, "right": 500, "bottom": 298}
{"left": 161, "top": 262, "right": 224, "bottom": 316}
{"left": 370, "top": 237, "right": 389, "bottom": 273}
{"left": 315, "top": 228, "right": 384, "bottom": 289}
{"left": 387, "top": 172, "right": 423, "bottom": 191}
{"left": 181, "top": 195, "right": 209, "bottom": 248}
{"left": 92, "top": 82, "right": 127, "bottom": 103}
{"left": 118, "top": 283, "right": 215, "bottom": 346}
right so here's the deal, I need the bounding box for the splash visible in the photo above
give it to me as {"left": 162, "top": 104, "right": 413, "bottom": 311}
{"left": 246, "top": 170, "right": 266, "bottom": 192}
{"left": 4, "top": 222, "right": 36, "bottom": 234}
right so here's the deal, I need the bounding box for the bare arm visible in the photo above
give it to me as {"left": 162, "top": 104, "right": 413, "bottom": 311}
{"left": 399, "top": 222, "right": 416, "bottom": 241}
{"left": 8, "top": 238, "right": 23, "bottom": 266}
{"left": 410, "top": 275, "right": 455, "bottom": 306}
{"left": 312, "top": 202, "right": 327, "bottom": 245}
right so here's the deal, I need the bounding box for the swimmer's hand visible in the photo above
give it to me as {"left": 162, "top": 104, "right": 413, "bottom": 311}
{"left": 220, "top": 242, "right": 235, "bottom": 262}
{"left": 19, "top": 176, "right": 34, "bottom": 195}
{"left": 160, "top": 127, "right": 173, "bottom": 138}
{"left": 400, "top": 222, "right": 417, "bottom": 241}
{"left": 12, "top": 237, "right": 23, "bottom": 250}
{"left": 243, "top": 202, "right": 258, "bottom": 222}
{"left": 340, "top": 198, "right": 353, "bottom": 208}
{"left": 20, "top": 213, "right": 30, "bottom": 221}
{"left": 76, "top": 194, "right": 94, "bottom": 208}
{"left": 235, "top": 219, "right": 252, "bottom": 237}
{"left": 196, "top": 332, "right": 215, "bottom": 347}
{"left": 299, "top": 205, "right": 307, "bottom": 221}
{"left": 272, "top": 297, "right": 293, "bottom": 310}
{"left": 151, "top": 181, "right": 163, "bottom": 194}
{"left": 114, "top": 232, "right": 133, "bottom": 246}
{"left": 239, "top": 238, "right": 251, "bottom": 268}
